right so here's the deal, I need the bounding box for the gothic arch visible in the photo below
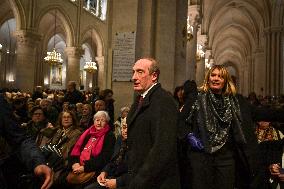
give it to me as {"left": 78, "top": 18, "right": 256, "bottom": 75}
{"left": 203, "top": 0, "right": 266, "bottom": 33}
{"left": 7, "top": 0, "right": 25, "bottom": 30}
{"left": 35, "top": 6, "right": 75, "bottom": 47}
{"left": 80, "top": 26, "right": 105, "bottom": 89}
{"left": 81, "top": 26, "right": 104, "bottom": 57}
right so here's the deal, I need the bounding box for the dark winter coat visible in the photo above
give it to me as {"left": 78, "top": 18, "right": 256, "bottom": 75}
{"left": 126, "top": 83, "right": 181, "bottom": 189}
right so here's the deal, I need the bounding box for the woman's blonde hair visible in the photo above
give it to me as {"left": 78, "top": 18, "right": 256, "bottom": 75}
{"left": 199, "top": 65, "right": 237, "bottom": 95}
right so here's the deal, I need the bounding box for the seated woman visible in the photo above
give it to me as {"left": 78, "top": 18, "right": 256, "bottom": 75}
{"left": 22, "top": 105, "right": 56, "bottom": 146}
{"left": 47, "top": 111, "right": 82, "bottom": 180}
{"left": 85, "top": 117, "right": 128, "bottom": 189}
{"left": 79, "top": 104, "right": 94, "bottom": 131}
{"left": 54, "top": 111, "right": 115, "bottom": 189}
{"left": 113, "top": 106, "right": 129, "bottom": 139}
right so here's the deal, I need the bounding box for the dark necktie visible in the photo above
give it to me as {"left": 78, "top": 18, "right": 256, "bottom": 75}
{"left": 137, "top": 95, "right": 143, "bottom": 110}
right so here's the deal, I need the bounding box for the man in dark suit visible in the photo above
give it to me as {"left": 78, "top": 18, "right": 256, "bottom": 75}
{"left": 64, "top": 81, "right": 84, "bottom": 105}
{"left": 126, "top": 58, "right": 180, "bottom": 189}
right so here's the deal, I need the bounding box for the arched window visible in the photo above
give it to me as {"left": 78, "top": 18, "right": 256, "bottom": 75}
{"left": 83, "top": 0, "right": 107, "bottom": 20}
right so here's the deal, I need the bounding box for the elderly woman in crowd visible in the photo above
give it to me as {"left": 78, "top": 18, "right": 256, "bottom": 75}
{"left": 47, "top": 111, "right": 82, "bottom": 180}
{"left": 85, "top": 117, "right": 129, "bottom": 189}
{"left": 113, "top": 106, "right": 129, "bottom": 139}
{"left": 79, "top": 104, "right": 94, "bottom": 131}
{"left": 54, "top": 111, "right": 115, "bottom": 189}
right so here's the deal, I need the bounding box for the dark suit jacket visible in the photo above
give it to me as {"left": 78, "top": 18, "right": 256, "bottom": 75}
{"left": 126, "top": 83, "right": 180, "bottom": 189}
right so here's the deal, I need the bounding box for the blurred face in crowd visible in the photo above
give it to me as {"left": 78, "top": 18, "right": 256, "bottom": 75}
{"left": 121, "top": 109, "right": 129, "bottom": 118}
{"left": 62, "top": 102, "right": 70, "bottom": 111}
{"left": 61, "top": 112, "right": 73, "bottom": 129}
{"left": 258, "top": 121, "right": 270, "bottom": 130}
{"left": 82, "top": 104, "right": 91, "bottom": 116}
{"left": 76, "top": 103, "right": 83, "bottom": 114}
{"left": 67, "top": 82, "right": 75, "bottom": 92}
{"left": 177, "top": 88, "right": 184, "bottom": 100}
{"left": 94, "top": 114, "right": 107, "bottom": 131}
{"left": 32, "top": 109, "right": 45, "bottom": 123}
{"left": 208, "top": 68, "right": 225, "bottom": 94}
{"left": 94, "top": 100, "right": 106, "bottom": 112}
{"left": 105, "top": 92, "right": 113, "bottom": 102}
{"left": 40, "top": 100, "right": 50, "bottom": 110}
{"left": 27, "top": 103, "right": 35, "bottom": 113}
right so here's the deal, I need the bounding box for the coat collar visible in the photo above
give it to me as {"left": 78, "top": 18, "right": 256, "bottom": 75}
{"left": 127, "top": 83, "right": 161, "bottom": 128}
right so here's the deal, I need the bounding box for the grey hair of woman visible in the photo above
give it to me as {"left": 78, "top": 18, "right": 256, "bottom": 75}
{"left": 93, "top": 110, "right": 110, "bottom": 122}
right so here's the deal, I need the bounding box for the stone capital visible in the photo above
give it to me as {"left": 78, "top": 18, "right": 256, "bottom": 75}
{"left": 197, "top": 34, "right": 208, "bottom": 47}
{"left": 14, "top": 30, "right": 41, "bottom": 47}
{"left": 95, "top": 56, "right": 104, "bottom": 62}
{"left": 205, "top": 49, "right": 212, "bottom": 59}
{"left": 65, "top": 47, "right": 84, "bottom": 59}
{"left": 187, "top": 5, "right": 200, "bottom": 26}
{"left": 254, "top": 47, "right": 264, "bottom": 54}
{"left": 264, "top": 26, "right": 283, "bottom": 34}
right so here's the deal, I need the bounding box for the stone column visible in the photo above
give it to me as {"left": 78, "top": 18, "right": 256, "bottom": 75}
{"left": 186, "top": 5, "right": 200, "bottom": 81}
{"left": 264, "top": 27, "right": 282, "bottom": 96}
{"left": 95, "top": 56, "right": 105, "bottom": 89}
{"left": 85, "top": 72, "right": 93, "bottom": 91}
{"left": 195, "top": 34, "right": 207, "bottom": 86}
{"left": 14, "top": 30, "right": 41, "bottom": 92}
{"left": 252, "top": 48, "right": 265, "bottom": 95}
{"left": 65, "top": 47, "right": 84, "bottom": 89}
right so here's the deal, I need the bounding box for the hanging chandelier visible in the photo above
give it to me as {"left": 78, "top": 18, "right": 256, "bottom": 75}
{"left": 44, "top": 48, "right": 63, "bottom": 65}
{"left": 83, "top": 29, "right": 97, "bottom": 73}
{"left": 44, "top": 10, "right": 63, "bottom": 66}
{"left": 84, "top": 59, "right": 97, "bottom": 73}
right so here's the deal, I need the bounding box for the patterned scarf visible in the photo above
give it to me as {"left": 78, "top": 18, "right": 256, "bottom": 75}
{"left": 197, "top": 91, "right": 244, "bottom": 153}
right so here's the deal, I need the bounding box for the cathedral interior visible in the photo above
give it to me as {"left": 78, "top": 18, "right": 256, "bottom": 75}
{"left": 0, "top": 0, "right": 283, "bottom": 114}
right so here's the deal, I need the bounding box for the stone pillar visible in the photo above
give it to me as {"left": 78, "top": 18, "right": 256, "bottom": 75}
{"left": 242, "top": 63, "right": 249, "bottom": 96}
{"left": 65, "top": 47, "right": 84, "bottom": 89}
{"left": 252, "top": 48, "right": 265, "bottom": 95}
{"left": 95, "top": 56, "right": 105, "bottom": 89}
{"left": 14, "top": 30, "right": 41, "bottom": 92}
{"left": 195, "top": 34, "right": 207, "bottom": 86}
{"left": 246, "top": 55, "right": 252, "bottom": 94}
{"left": 186, "top": 5, "right": 200, "bottom": 81}
{"left": 264, "top": 27, "right": 282, "bottom": 96}
{"left": 85, "top": 72, "right": 93, "bottom": 91}
{"left": 153, "top": 0, "right": 177, "bottom": 91}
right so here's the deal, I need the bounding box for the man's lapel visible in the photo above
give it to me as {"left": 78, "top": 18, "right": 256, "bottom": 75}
{"left": 127, "top": 84, "right": 160, "bottom": 129}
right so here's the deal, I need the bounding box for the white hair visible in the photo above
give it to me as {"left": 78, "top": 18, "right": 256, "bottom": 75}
{"left": 93, "top": 111, "right": 110, "bottom": 122}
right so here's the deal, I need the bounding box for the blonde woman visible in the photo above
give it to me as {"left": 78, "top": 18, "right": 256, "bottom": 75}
{"left": 180, "top": 65, "right": 284, "bottom": 189}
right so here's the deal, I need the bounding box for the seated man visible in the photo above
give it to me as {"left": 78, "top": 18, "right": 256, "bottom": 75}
{"left": 85, "top": 117, "right": 128, "bottom": 189}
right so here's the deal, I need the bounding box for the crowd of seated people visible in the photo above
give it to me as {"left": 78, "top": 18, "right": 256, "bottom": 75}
{"left": 1, "top": 84, "right": 284, "bottom": 189}
{"left": 0, "top": 86, "right": 128, "bottom": 189}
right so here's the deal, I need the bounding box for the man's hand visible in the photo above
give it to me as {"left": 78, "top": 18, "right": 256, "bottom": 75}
{"left": 34, "top": 164, "right": 53, "bottom": 189}
{"left": 105, "top": 179, "right": 117, "bottom": 189}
